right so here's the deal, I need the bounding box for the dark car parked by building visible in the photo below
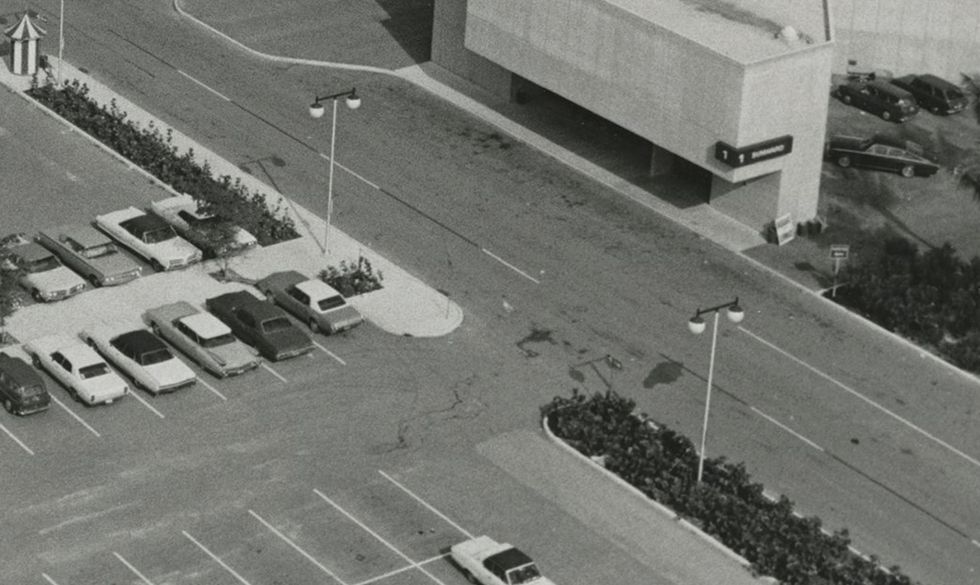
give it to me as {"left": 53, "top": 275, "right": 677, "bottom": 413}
{"left": 835, "top": 79, "right": 919, "bottom": 122}
{"left": 0, "top": 353, "right": 50, "bottom": 415}
{"left": 890, "top": 74, "right": 968, "bottom": 115}
{"left": 825, "top": 134, "right": 939, "bottom": 178}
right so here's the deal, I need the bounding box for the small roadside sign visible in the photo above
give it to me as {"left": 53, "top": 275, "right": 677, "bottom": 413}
{"left": 830, "top": 244, "right": 850, "bottom": 259}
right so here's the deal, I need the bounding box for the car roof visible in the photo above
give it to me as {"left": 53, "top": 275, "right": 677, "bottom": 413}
{"left": 485, "top": 547, "right": 534, "bottom": 571}
{"left": 917, "top": 73, "right": 959, "bottom": 90}
{"left": 0, "top": 353, "right": 42, "bottom": 384}
{"left": 54, "top": 223, "right": 112, "bottom": 247}
{"left": 120, "top": 213, "right": 169, "bottom": 234}
{"left": 58, "top": 344, "right": 102, "bottom": 366}
{"left": 295, "top": 278, "right": 341, "bottom": 299}
{"left": 829, "top": 135, "right": 871, "bottom": 149}
{"left": 869, "top": 79, "right": 912, "bottom": 96}
{"left": 113, "top": 330, "right": 166, "bottom": 354}
{"left": 212, "top": 290, "right": 281, "bottom": 319}
{"left": 180, "top": 312, "right": 232, "bottom": 337}
{"left": 11, "top": 241, "right": 54, "bottom": 262}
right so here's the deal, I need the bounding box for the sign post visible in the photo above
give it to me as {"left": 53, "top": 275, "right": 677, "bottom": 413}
{"left": 829, "top": 244, "right": 850, "bottom": 297}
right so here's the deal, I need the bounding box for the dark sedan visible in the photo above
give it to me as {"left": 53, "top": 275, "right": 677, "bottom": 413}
{"left": 205, "top": 290, "right": 314, "bottom": 361}
{"left": 890, "top": 74, "right": 968, "bottom": 115}
{"left": 826, "top": 135, "right": 939, "bottom": 178}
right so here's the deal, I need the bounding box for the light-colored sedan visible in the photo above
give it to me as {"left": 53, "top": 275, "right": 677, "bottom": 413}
{"left": 257, "top": 270, "right": 364, "bottom": 334}
{"left": 23, "top": 334, "right": 129, "bottom": 405}
{"left": 143, "top": 301, "right": 259, "bottom": 378}
{"left": 37, "top": 223, "right": 142, "bottom": 287}
{"left": 0, "top": 233, "right": 87, "bottom": 302}
{"left": 150, "top": 194, "right": 258, "bottom": 258}
{"left": 94, "top": 206, "right": 202, "bottom": 272}
{"left": 79, "top": 324, "right": 197, "bottom": 395}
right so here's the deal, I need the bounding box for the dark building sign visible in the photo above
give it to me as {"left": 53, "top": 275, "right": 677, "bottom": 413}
{"left": 715, "top": 135, "right": 794, "bottom": 168}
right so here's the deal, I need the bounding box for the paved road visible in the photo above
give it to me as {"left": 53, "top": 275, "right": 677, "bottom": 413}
{"left": 1, "top": 1, "right": 979, "bottom": 584}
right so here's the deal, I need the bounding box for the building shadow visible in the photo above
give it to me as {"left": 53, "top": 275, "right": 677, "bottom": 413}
{"left": 376, "top": 0, "right": 434, "bottom": 64}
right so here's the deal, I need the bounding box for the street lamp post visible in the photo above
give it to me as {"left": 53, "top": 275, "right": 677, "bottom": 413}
{"left": 57, "top": 0, "right": 64, "bottom": 86}
{"left": 309, "top": 88, "right": 361, "bottom": 256}
{"left": 687, "top": 297, "right": 744, "bottom": 484}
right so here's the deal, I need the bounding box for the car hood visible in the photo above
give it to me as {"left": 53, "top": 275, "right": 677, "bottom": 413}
{"left": 320, "top": 306, "right": 363, "bottom": 328}
{"left": 148, "top": 238, "right": 200, "bottom": 263}
{"left": 265, "top": 328, "right": 312, "bottom": 353}
{"left": 22, "top": 267, "right": 84, "bottom": 293}
{"left": 90, "top": 251, "right": 140, "bottom": 277}
{"left": 207, "top": 342, "right": 257, "bottom": 371}
{"left": 143, "top": 358, "right": 195, "bottom": 388}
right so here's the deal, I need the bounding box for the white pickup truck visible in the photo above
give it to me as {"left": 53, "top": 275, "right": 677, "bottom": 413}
{"left": 450, "top": 536, "right": 555, "bottom": 585}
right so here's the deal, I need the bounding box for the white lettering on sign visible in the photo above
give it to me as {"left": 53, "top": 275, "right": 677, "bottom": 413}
{"left": 751, "top": 144, "right": 787, "bottom": 159}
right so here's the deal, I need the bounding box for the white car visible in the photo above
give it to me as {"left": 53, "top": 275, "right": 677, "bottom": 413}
{"left": 257, "top": 270, "right": 364, "bottom": 334}
{"left": 23, "top": 334, "right": 129, "bottom": 405}
{"left": 80, "top": 324, "right": 197, "bottom": 395}
{"left": 94, "top": 207, "right": 202, "bottom": 272}
{"left": 143, "top": 301, "right": 259, "bottom": 378}
{"left": 150, "top": 194, "right": 258, "bottom": 258}
{"left": 450, "top": 536, "right": 555, "bottom": 585}
{"left": 1, "top": 233, "right": 87, "bottom": 302}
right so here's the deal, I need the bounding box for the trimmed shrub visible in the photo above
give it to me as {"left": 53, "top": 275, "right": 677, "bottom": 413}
{"left": 319, "top": 256, "right": 383, "bottom": 297}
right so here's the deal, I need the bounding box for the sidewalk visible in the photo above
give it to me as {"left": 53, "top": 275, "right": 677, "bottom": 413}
{"left": 0, "top": 61, "right": 463, "bottom": 341}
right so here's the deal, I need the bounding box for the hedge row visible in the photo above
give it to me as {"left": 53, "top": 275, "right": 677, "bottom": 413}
{"left": 832, "top": 237, "right": 980, "bottom": 374}
{"left": 542, "top": 390, "right": 918, "bottom": 585}
{"left": 26, "top": 79, "right": 298, "bottom": 245}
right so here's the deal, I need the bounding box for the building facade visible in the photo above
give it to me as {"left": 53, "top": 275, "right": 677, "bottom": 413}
{"left": 432, "top": 0, "right": 835, "bottom": 235}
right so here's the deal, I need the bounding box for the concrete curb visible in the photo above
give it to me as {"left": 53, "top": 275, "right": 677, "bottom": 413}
{"left": 540, "top": 413, "right": 757, "bottom": 571}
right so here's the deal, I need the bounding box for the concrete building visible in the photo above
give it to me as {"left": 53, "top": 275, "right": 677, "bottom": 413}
{"left": 432, "top": 0, "right": 835, "bottom": 236}
{"left": 832, "top": 0, "right": 980, "bottom": 81}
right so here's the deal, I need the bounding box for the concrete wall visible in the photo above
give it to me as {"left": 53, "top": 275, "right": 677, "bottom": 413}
{"left": 431, "top": 0, "right": 511, "bottom": 98}
{"left": 833, "top": 0, "right": 980, "bottom": 79}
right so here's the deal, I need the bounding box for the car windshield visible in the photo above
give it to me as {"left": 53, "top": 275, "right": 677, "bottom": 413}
{"left": 78, "top": 363, "right": 111, "bottom": 379}
{"left": 317, "top": 296, "right": 346, "bottom": 311}
{"left": 81, "top": 243, "right": 117, "bottom": 259}
{"left": 510, "top": 565, "right": 542, "bottom": 584}
{"left": 143, "top": 227, "right": 176, "bottom": 244}
{"left": 200, "top": 332, "right": 236, "bottom": 348}
{"left": 139, "top": 348, "right": 173, "bottom": 365}
{"left": 17, "top": 385, "right": 45, "bottom": 397}
{"left": 261, "top": 317, "right": 293, "bottom": 332}
{"left": 24, "top": 256, "right": 61, "bottom": 273}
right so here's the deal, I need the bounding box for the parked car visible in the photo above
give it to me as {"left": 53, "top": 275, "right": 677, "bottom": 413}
{"left": 0, "top": 233, "right": 87, "bottom": 302}
{"left": 150, "top": 194, "right": 258, "bottom": 258}
{"left": 80, "top": 325, "right": 197, "bottom": 395}
{"left": 94, "top": 207, "right": 202, "bottom": 272}
{"left": 826, "top": 135, "right": 940, "bottom": 178}
{"left": 450, "top": 536, "right": 555, "bottom": 585}
{"left": 23, "top": 334, "right": 128, "bottom": 405}
{"left": 143, "top": 301, "right": 259, "bottom": 378}
{"left": 0, "top": 352, "right": 50, "bottom": 415}
{"left": 835, "top": 79, "right": 919, "bottom": 122}
{"left": 205, "top": 290, "right": 314, "bottom": 361}
{"left": 890, "top": 74, "right": 968, "bottom": 115}
{"left": 256, "top": 270, "right": 364, "bottom": 335}
{"left": 37, "top": 223, "right": 142, "bottom": 287}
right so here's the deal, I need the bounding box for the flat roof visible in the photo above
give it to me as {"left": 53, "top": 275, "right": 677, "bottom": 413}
{"left": 605, "top": 0, "right": 829, "bottom": 63}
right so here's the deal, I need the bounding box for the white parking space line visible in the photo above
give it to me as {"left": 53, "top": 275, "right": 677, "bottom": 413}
{"left": 481, "top": 248, "right": 540, "bottom": 284}
{"left": 113, "top": 551, "right": 156, "bottom": 585}
{"left": 247, "top": 509, "right": 347, "bottom": 585}
{"left": 378, "top": 470, "right": 475, "bottom": 539}
{"left": 261, "top": 363, "right": 288, "bottom": 384}
{"left": 352, "top": 554, "right": 449, "bottom": 585}
{"left": 741, "top": 327, "right": 980, "bottom": 470}
{"left": 41, "top": 572, "right": 61, "bottom": 585}
{"left": 314, "top": 342, "right": 346, "bottom": 365}
{"left": 127, "top": 391, "right": 165, "bottom": 419}
{"left": 50, "top": 395, "right": 101, "bottom": 437}
{"left": 750, "top": 406, "right": 825, "bottom": 452}
{"left": 182, "top": 530, "right": 253, "bottom": 585}
{"left": 0, "top": 420, "right": 34, "bottom": 455}
{"left": 197, "top": 378, "right": 227, "bottom": 401}
{"left": 313, "top": 488, "right": 449, "bottom": 585}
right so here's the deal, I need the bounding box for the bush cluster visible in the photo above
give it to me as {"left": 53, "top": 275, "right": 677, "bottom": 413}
{"left": 27, "top": 80, "right": 298, "bottom": 246}
{"left": 832, "top": 237, "right": 980, "bottom": 373}
{"left": 542, "top": 390, "right": 918, "bottom": 585}
{"left": 319, "top": 256, "right": 383, "bottom": 297}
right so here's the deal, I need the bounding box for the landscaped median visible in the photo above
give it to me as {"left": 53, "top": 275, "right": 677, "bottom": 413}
{"left": 541, "top": 390, "right": 920, "bottom": 585}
